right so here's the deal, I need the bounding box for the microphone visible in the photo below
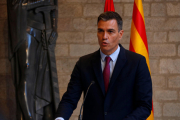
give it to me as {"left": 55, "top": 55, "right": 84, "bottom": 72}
{"left": 78, "top": 81, "right": 95, "bottom": 120}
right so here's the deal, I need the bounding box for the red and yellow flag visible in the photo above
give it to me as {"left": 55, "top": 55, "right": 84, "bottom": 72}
{"left": 104, "top": 0, "right": 115, "bottom": 12}
{"left": 129, "top": 0, "right": 154, "bottom": 120}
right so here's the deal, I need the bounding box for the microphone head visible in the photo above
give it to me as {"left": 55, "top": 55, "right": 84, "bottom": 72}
{"left": 91, "top": 81, "right": 95, "bottom": 84}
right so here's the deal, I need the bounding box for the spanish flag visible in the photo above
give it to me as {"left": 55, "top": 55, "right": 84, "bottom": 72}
{"left": 129, "top": 0, "right": 154, "bottom": 120}
{"left": 104, "top": 0, "right": 115, "bottom": 12}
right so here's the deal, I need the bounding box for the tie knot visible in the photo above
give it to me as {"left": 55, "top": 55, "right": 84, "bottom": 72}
{"left": 105, "top": 56, "right": 111, "bottom": 63}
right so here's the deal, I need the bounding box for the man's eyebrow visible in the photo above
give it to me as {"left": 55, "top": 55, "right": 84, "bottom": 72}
{"left": 107, "top": 29, "right": 115, "bottom": 31}
{"left": 98, "top": 28, "right": 104, "bottom": 30}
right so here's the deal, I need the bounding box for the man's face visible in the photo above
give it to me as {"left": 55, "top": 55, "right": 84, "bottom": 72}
{"left": 97, "top": 19, "right": 124, "bottom": 55}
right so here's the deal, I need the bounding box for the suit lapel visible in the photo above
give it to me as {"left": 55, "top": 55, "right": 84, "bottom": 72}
{"left": 107, "top": 45, "right": 127, "bottom": 93}
{"left": 92, "top": 50, "right": 106, "bottom": 96}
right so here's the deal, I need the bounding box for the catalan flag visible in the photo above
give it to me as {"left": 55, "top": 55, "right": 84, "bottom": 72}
{"left": 104, "top": 0, "right": 115, "bottom": 12}
{"left": 129, "top": 0, "right": 154, "bottom": 120}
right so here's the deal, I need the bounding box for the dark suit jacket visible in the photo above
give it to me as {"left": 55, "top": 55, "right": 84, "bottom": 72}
{"left": 55, "top": 44, "right": 152, "bottom": 120}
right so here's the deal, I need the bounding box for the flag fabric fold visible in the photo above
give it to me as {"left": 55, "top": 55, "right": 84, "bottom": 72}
{"left": 104, "top": 0, "right": 115, "bottom": 12}
{"left": 129, "top": 0, "right": 154, "bottom": 120}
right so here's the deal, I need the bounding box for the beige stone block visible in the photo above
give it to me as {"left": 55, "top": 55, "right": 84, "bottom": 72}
{"left": 144, "top": 0, "right": 153, "bottom": 1}
{"left": 86, "top": 18, "right": 97, "bottom": 32}
{"left": 151, "top": 3, "right": 166, "bottom": 16}
{"left": 166, "top": 0, "right": 179, "bottom": 1}
{"left": 160, "top": 59, "right": 180, "bottom": 74}
{"left": 0, "top": 5, "right": 7, "bottom": 18}
{"left": 169, "top": 31, "right": 180, "bottom": 42}
{"left": 83, "top": 4, "right": 104, "bottom": 17}
{"left": 163, "top": 103, "right": 180, "bottom": 117}
{"left": 155, "top": 90, "right": 178, "bottom": 100}
{"left": 0, "top": 59, "right": 11, "bottom": 74}
{"left": 113, "top": 0, "right": 121, "bottom": 2}
{"left": 66, "top": 0, "right": 87, "bottom": 3}
{"left": 55, "top": 44, "right": 68, "bottom": 56}
{"left": 114, "top": 4, "right": 123, "bottom": 17}
{"left": 153, "top": 32, "right": 167, "bottom": 43}
{"left": 153, "top": 102, "right": 162, "bottom": 117}
{"left": 149, "top": 59, "right": 159, "bottom": 74}
{"left": 57, "top": 32, "right": 83, "bottom": 43}
{"left": 153, "top": 119, "right": 162, "bottom": 120}
{"left": 168, "top": 76, "right": 180, "bottom": 88}
{"left": 146, "top": 32, "right": 154, "bottom": 43}
{"left": 163, "top": 18, "right": 180, "bottom": 30}
{"left": 149, "top": 44, "right": 176, "bottom": 57}
{"left": 121, "top": 43, "right": 129, "bottom": 50}
{"left": 123, "top": 18, "right": 132, "bottom": 31}
{"left": 56, "top": 58, "right": 78, "bottom": 74}
{"left": 87, "top": 0, "right": 104, "bottom": 3}
{"left": 0, "top": 44, "right": 8, "bottom": 58}
{"left": 58, "top": 18, "right": 73, "bottom": 31}
{"left": 119, "top": 0, "right": 134, "bottom": 2}
{"left": 73, "top": 18, "right": 86, "bottom": 30}
{"left": 70, "top": 115, "right": 78, "bottom": 120}
{"left": 121, "top": 32, "right": 130, "bottom": 44}
{"left": 84, "top": 32, "right": 98, "bottom": 44}
{"left": 59, "top": 88, "right": 67, "bottom": 99}
{"left": 58, "top": 75, "right": 71, "bottom": 88}
{"left": 167, "top": 3, "right": 180, "bottom": 16}
{"left": 145, "top": 18, "right": 165, "bottom": 30}
{"left": 143, "top": 3, "right": 150, "bottom": 16}
{"left": 58, "top": 4, "right": 82, "bottom": 17}
{"left": 178, "top": 45, "right": 180, "bottom": 56}
{"left": 70, "top": 44, "right": 99, "bottom": 57}
{"left": 124, "top": 4, "right": 133, "bottom": 16}
{"left": 151, "top": 76, "right": 166, "bottom": 88}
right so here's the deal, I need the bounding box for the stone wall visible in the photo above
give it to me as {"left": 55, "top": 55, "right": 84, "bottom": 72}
{"left": 0, "top": 0, "right": 180, "bottom": 120}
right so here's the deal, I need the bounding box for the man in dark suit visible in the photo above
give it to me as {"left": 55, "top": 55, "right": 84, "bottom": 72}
{"left": 55, "top": 11, "right": 152, "bottom": 120}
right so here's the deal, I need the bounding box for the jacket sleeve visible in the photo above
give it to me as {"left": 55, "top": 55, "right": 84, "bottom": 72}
{"left": 123, "top": 56, "right": 152, "bottom": 120}
{"left": 55, "top": 59, "right": 83, "bottom": 120}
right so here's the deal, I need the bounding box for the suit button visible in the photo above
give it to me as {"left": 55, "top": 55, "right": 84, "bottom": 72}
{"left": 104, "top": 112, "right": 107, "bottom": 115}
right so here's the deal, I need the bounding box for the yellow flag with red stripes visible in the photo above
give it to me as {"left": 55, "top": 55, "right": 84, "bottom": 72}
{"left": 129, "top": 0, "right": 154, "bottom": 120}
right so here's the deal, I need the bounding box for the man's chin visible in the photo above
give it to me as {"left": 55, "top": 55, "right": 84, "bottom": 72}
{"left": 100, "top": 49, "right": 111, "bottom": 55}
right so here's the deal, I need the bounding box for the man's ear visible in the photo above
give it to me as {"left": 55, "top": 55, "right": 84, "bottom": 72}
{"left": 119, "top": 30, "right": 124, "bottom": 40}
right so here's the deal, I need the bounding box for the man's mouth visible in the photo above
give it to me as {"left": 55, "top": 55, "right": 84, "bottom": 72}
{"left": 102, "top": 41, "right": 109, "bottom": 46}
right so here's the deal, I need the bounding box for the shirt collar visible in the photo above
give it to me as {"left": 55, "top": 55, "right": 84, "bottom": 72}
{"left": 100, "top": 45, "right": 120, "bottom": 62}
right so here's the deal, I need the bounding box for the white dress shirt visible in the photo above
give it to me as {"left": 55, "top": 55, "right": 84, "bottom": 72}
{"left": 100, "top": 46, "right": 120, "bottom": 81}
{"left": 55, "top": 46, "right": 120, "bottom": 120}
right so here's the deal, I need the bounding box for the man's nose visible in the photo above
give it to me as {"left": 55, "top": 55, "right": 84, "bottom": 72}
{"left": 103, "top": 32, "right": 108, "bottom": 40}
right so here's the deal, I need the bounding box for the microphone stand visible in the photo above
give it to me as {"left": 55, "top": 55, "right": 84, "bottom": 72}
{"left": 78, "top": 81, "right": 95, "bottom": 120}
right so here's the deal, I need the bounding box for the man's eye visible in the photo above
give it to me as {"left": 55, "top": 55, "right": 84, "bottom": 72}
{"left": 109, "top": 31, "right": 114, "bottom": 33}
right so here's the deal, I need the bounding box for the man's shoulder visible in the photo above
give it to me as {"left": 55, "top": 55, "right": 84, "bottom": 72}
{"left": 79, "top": 49, "right": 100, "bottom": 61}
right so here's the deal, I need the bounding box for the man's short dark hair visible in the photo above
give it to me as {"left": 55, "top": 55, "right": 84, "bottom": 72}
{"left": 97, "top": 11, "right": 123, "bottom": 31}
